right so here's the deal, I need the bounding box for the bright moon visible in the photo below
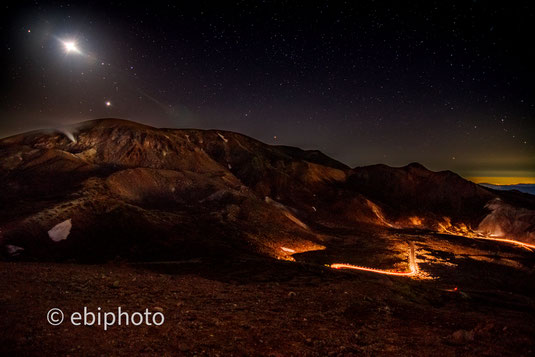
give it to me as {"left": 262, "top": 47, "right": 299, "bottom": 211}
{"left": 62, "top": 40, "right": 80, "bottom": 54}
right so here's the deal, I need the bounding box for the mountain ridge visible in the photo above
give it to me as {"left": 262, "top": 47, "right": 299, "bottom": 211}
{"left": 1, "top": 118, "right": 534, "bottom": 262}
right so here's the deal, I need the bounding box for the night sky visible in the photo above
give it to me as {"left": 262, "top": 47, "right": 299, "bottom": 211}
{"left": 2, "top": 1, "right": 534, "bottom": 183}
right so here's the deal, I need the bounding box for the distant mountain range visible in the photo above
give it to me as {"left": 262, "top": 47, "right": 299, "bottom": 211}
{"left": 479, "top": 183, "right": 535, "bottom": 196}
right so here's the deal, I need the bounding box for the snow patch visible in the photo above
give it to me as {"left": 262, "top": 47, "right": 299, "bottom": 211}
{"left": 48, "top": 219, "right": 72, "bottom": 242}
{"left": 265, "top": 196, "right": 309, "bottom": 230}
{"left": 6, "top": 245, "right": 24, "bottom": 256}
{"left": 199, "top": 190, "right": 230, "bottom": 203}
{"left": 217, "top": 133, "right": 228, "bottom": 143}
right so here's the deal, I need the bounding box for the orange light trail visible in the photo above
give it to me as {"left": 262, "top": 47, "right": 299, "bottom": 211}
{"left": 434, "top": 217, "right": 535, "bottom": 251}
{"left": 330, "top": 263, "right": 417, "bottom": 276}
{"left": 470, "top": 236, "right": 535, "bottom": 250}
{"left": 330, "top": 242, "right": 418, "bottom": 277}
{"left": 280, "top": 247, "right": 296, "bottom": 253}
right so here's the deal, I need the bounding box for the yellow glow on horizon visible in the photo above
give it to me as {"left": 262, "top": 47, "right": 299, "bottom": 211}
{"left": 468, "top": 177, "right": 535, "bottom": 185}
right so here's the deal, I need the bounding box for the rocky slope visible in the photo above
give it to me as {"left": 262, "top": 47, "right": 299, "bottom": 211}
{"left": 0, "top": 118, "right": 533, "bottom": 261}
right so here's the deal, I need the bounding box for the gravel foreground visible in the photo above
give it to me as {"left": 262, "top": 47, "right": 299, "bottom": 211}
{"left": 1, "top": 260, "right": 534, "bottom": 356}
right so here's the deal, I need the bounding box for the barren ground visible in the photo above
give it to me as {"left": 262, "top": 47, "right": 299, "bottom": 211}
{"left": 2, "top": 230, "right": 535, "bottom": 357}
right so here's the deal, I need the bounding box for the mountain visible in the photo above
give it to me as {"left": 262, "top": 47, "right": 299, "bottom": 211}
{"left": 347, "top": 162, "right": 495, "bottom": 224}
{"left": 479, "top": 183, "right": 535, "bottom": 196}
{"left": 1, "top": 118, "right": 534, "bottom": 262}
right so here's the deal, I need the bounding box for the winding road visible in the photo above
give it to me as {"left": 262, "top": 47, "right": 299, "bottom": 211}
{"left": 330, "top": 242, "right": 418, "bottom": 276}
{"left": 328, "top": 234, "right": 535, "bottom": 277}
{"left": 467, "top": 236, "right": 535, "bottom": 251}
{"left": 281, "top": 230, "right": 535, "bottom": 279}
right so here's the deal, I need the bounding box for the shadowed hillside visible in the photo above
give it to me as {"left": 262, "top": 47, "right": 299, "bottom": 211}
{"left": 1, "top": 119, "right": 534, "bottom": 262}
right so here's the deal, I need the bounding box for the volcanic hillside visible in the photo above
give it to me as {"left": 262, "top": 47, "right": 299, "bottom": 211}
{"left": 0, "top": 118, "right": 534, "bottom": 262}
